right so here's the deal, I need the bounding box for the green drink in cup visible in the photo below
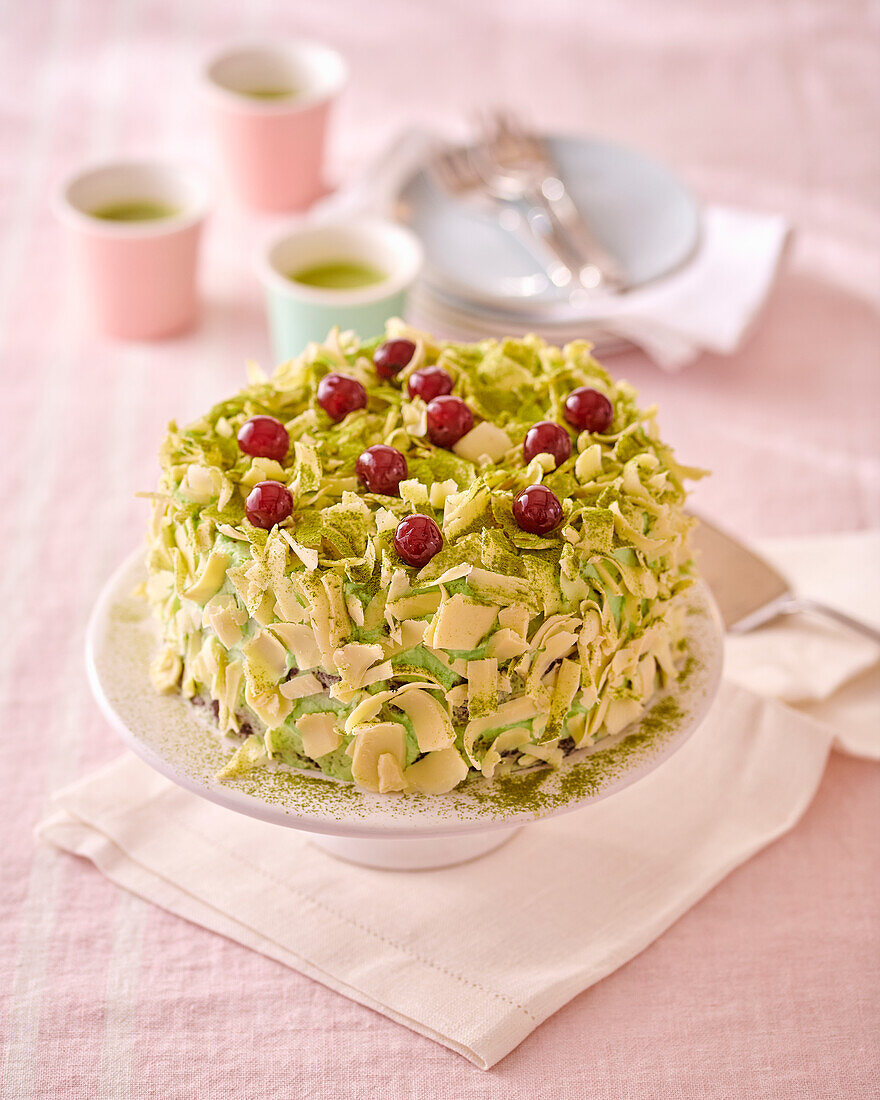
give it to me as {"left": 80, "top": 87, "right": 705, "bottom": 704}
{"left": 258, "top": 218, "right": 423, "bottom": 362}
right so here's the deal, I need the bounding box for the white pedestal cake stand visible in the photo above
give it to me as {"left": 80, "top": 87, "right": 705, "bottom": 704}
{"left": 86, "top": 551, "right": 723, "bottom": 870}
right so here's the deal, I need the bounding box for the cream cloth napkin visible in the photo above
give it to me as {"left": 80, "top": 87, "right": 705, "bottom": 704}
{"left": 317, "top": 128, "right": 790, "bottom": 371}
{"left": 38, "top": 532, "right": 880, "bottom": 1069}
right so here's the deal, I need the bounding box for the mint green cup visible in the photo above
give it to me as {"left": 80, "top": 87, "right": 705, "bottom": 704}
{"left": 259, "top": 218, "right": 423, "bottom": 362}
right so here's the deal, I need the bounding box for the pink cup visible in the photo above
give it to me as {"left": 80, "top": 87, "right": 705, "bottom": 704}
{"left": 202, "top": 41, "right": 347, "bottom": 213}
{"left": 55, "top": 161, "right": 209, "bottom": 340}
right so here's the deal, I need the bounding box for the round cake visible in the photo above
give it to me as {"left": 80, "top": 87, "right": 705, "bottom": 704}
{"left": 144, "top": 323, "right": 703, "bottom": 795}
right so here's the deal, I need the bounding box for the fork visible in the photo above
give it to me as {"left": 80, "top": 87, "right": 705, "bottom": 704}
{"left": 429, "top": 143, "right": 578, "bottom": 296}
{"left": 470, "top": 110, "right": 627, "bottom": 293}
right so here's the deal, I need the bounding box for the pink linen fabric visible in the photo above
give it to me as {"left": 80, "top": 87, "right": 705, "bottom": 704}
{"left": 1, "top": 1, "right": 878, "bottom": 1097}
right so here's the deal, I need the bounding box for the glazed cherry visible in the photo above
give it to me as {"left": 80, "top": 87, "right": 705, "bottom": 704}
{"left": 317, "top": 373, "right": 368, "bottom": 422}
{"left": 426, "top": 395, "right": 474, "bottom": 448}
{"left": 523, "top": 421, "right": 572, "bottom": 469}
{"left": 356, "top": 444, "right": 408, "bottom": 496}
{"left": 373, "top": 338, "right": 416, "bottom": 380}
{"left": 236, "top": 415, "right": 289, "bottom": 463}
{"left": 563, "top": 387, "right": 614, "bottom": 434}
{"left": 245, "top": 481, "right": 293, "bottom": 530}
{"left": 513, "top": 484, "right": 563, "bottom": 535}
{"left": 394, "top": 514, "right": 443, "bottom": 568}
{"left": 407, "top": 365, "right": 453, "bottom": 403}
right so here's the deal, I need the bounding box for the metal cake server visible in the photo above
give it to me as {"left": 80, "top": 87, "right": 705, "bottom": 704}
{"left": 691, "top": 516, "right": 880, "bottom": 644}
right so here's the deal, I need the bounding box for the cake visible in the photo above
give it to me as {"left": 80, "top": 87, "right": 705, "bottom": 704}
{"left": 144, "top": 323, "right": 702, "bottom": 795}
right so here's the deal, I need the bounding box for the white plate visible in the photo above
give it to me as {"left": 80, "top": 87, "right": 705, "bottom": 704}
{"left": 397, "top": 134, "right": 701, "bottom": 319}
{"left": 404, "top": 282, "right": 635, "bottom": 357}
{"left": 86, "top": 550, "right": 723, "bottom": 867}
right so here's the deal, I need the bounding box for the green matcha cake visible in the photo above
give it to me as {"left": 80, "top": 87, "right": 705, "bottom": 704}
{"left": 144, "top": 322, "right": 703, "bottom": 795}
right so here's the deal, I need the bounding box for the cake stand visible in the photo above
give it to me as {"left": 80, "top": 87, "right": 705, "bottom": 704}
{"left": 86, "top": 551, "right": 723, "bottom": 870}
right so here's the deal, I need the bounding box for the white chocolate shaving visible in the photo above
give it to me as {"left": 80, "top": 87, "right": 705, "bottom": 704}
{"left": 399, "top": 479, "right": 429, "bottom": 507}
{"left": 182, "top": 551, "right": 230, "bottom": 605}
{"left": 428, "top": 479, "right": 458, "bottom": 509}
{"left": 150, "top": 647, "right": 181, "bottom": 692}
{"left": 280, "top": 529, "right": 319, "bottom": 571}
{"left": 377, "top": 753, "right": 407, "bottom": 793}
{"left": 179, "top": 464, "right": 223, "bottom": 504}
{"left": 386, "top": 592, "right": 442, "bottom": 620}
{"left": 485, "top": 629, "right": 529, "bottom": 660}
{"left": 467, "top": 658, "right": 498, "bottom": 718}
{"left": 497, "top": 605, "right": 530, "bottom": 637}
{"left": 242, "top": 630, "right": 288, "bottom": 685}
{"left": 245, "top": 685, "right": 292, "bottom": 728}
{"left": 575, "top": 443, "right": 602, "bottom": 482}
{"left": 270, "top": 622, "right": 322, "bottom": 671}
{"left": 392, "top": 688, "right": 455, "bottom": 752}
{"left": 430, "top": 595, "right": 499, "bottom": 651}
{"left": 279, "top": 673, "right": 323, "bottom": 700}
{"left": 403, "top": 747, "right": 468, "bottom": 794}
{"left": 604, "top": 697, "right": 644, "bottom": 735}
{"left": 452, "top": 421, "right": 511, "bottom": 464}
{"left": 296, "top": 712, "right": 340, "bottom": 758}
{"left": 350, "top": 722, "right": 407, "bottom": 793}
{"left": 240, "top": 457, "right": 287, "bottom": 489}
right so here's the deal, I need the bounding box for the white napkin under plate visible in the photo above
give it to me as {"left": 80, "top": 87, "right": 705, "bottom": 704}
{"left": 315, "top": 129, "right": 790, "bottom": 371}
{"left": 38, "top": 532, "right": 880, "bottom": 1069}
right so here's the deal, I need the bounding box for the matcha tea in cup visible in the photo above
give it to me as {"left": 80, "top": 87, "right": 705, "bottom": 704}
{"left": 55, "top": 160, "right": 209, "bottom": 339}
{"left": 288, "top": 259, "right": 387, "bottom": 289}
{"left": 258, "top": 218, "right": 423, "bottom": 360}
{"left": 89, "top": 199, "right": 181, "bottom": 222}
{"left": 203, "top": 41, "right": 347, "bottom": 212}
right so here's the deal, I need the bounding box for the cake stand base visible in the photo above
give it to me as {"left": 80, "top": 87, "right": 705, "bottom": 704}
{"left": 310, "top": 826, "right": 521, "bottom": 870}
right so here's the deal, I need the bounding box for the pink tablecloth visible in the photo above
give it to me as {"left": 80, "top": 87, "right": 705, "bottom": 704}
{"left": 1, "top": 1, "right": 878, "bottom": 1096}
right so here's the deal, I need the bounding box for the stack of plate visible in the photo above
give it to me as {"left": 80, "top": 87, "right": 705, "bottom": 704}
{"left": 395, "top": 135, "right": 701, "bottom": 354}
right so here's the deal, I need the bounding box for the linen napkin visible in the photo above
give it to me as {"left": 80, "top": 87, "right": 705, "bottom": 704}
{"left": 315, "top": 128, "right": 790, "bottom": 371}
{"left": 38, "top": 532, "right": 880, "bottom": 1069}
{"left": 592, "top": 205, "right": 789, "bottom": 369}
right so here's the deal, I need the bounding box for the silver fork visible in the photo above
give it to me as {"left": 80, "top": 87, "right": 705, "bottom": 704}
{"left": 429, "top": 143, "right": 576, "bottom": 296}
{"left": 470, "top": 110, "right": 627, "bottom": 293}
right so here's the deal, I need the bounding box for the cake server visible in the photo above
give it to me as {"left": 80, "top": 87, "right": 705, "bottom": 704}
{"left": 691, "top": 516, "right": 880, "bottom": 643}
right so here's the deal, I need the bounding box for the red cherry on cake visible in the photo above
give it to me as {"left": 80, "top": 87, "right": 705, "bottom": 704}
{"left": 373, "top": 338, "right": 416, "bottom": 380}
{"left": 237, "top": 415, "right": 289, "bottom": 463}
{"left": 563, "top": 387, "right": 614, "bottom": 434}
{"left": 426, "top": 395, "right": 474, "bottom": 448}
{"left": 394, "top": 514, "right": 443, "bottom": 568}
{"left": 245, "top": 481, "right": 293, "bottom": 530}
{"left": 317, "top": 373, "right": 368, "bottom": 422}
{"left": 407, "top": 365, "right": 453, "bottom": 402}
{"left": 513, "top": 484, "right": 563, "bottom": 535}
{"left": 356, "top": 444, "right": 408, "bottom": 496}
{"left": 522, "top": 421, "right": 572, "bottom": 469}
